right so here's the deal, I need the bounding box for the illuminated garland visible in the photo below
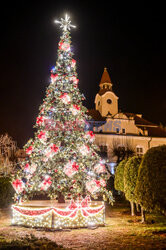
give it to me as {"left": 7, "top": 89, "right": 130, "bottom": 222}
{"left": 12, "top": 198, "right": 105, "bottom": 229}
{"left": 12, "top": 206, "right": 52, "bottom": 216}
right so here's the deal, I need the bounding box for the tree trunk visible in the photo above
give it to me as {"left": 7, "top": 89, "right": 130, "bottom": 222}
{"left": 141, "top": 206, "right": 146, "bottom": 223}
{"left": 58, "top": 192, "right": 65, "bottom": 203}
{"left": 136, "top": 203, "right": 140, "bottom": 213}
{"left": 130, "top": 201, "right": 135, "bottom": 216}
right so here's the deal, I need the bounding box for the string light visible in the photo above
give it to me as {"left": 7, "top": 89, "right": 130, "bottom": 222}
{"left": 12, "top": 199, "right": 105, "bottom": 229}
{"left": 11, "top": 13, "right": 114, "bottom": 229}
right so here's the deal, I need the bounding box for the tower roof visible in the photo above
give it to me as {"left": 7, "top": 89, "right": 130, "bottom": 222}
{"left": 100, "top": 67, "right": 112, "bottom": 85}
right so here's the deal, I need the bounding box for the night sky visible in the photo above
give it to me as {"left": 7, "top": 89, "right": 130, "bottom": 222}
{"left": 0, "top": 1, "right": 166, "bottom": 147}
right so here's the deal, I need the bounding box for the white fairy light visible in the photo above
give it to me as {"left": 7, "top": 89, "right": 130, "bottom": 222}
{"left": 54, "top": 14, "right": 76, "bottom": 32}
{"left": 12, "top": 200, "right": 105, "bottom": 229}
{"left": 88, "top": 171, "right": 96, "bottom": 177}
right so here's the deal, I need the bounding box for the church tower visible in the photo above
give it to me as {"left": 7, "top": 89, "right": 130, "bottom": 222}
{"left": 95, "top": 68, "right": 119, "bottom": 117}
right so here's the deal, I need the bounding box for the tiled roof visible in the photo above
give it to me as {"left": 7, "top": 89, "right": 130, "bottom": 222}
{"left": 100, "top": 68, "right": 112, "bottom": 84}
{"left": 146, "top": 126, "right": 166, "bottom": 137}
{"left": 87, "top": 109, "right": 106, "bottom": 121}
{"left": 87, "top": 110, "right": 166, "bottom": 137}
{"left": 98, "top": 88, "right": 112, "bottom": 96}
{"left": 122, "top": 113, "right": 166, "bottom": 137}
{"left": 124, "top": 113, "right": 157, "bottom": 126}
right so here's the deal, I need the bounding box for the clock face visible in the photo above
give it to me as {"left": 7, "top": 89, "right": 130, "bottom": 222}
{"left": 107, "top": 99, "right": 112, "bottom": 104}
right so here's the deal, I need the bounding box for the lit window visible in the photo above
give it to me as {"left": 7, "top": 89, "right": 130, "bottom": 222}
{"left": 116, "top": 128, "right": 120, "bottom": 133}
{"left": 136, "top": 146, "right": 143, "bottom": 156}
{"left": 107, "top": 162, "right": 117, "bottom": 175}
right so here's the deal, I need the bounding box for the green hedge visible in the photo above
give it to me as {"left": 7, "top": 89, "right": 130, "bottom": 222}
{"left": 0, "top": 177, "right": 15, "bottom": 208}
{"left": 114, "top": 159, "right": 128, "bottom": 192}
{"left": 135, "top": 145, "right": 166, "bottom": 213}
{"left": 124, "top": 156, "right": 142, "bottom": 203}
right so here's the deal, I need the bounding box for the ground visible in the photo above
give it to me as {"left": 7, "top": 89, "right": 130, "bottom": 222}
{"left": 0, "top": 202, "right": 166, "bottom": 249}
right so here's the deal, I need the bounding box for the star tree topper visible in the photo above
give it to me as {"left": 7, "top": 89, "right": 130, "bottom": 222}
{"left": 54, "top": 14, "right": 76, "bottom": 31}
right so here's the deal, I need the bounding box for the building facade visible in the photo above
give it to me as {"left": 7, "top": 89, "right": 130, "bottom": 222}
{"left": 88, "top": 68, "right": 166, "bottom": 173}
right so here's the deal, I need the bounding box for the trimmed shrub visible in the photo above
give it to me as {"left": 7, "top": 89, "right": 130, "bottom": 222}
{"left": 135, "top": 145, "right": 166, "bottom": 214}
{"left": 124, "top": 156, "right": 142, "bottom": 202}
{"left": 0, "top": 176, "right": 15, "bottom": 208}
{"left": 114, "top": 159, "right": 128, "bottom": 192}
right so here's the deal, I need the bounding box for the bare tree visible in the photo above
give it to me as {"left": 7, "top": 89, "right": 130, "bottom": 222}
{"left": 111, "top": 138, "right": 135, "bottom": 164}
{"left": 0, "top": 134, "right": 17, "bottom": 175}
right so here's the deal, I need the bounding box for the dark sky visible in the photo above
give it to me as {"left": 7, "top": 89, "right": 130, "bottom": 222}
{"left": 0, "top": 1, "right": 166, "bottom": 147}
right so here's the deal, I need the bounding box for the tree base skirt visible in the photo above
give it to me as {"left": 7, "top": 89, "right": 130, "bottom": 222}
{"left": 11, "top": 200, "right": 105, "bottom": 229}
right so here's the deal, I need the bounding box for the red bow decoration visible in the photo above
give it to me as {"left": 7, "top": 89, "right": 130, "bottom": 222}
{"left": 43, "top": 178, "right": 52, "bottom": 186}
{"left": 36, "top": 116, "right": 44, "bottom": 125}
{"left": 51, "top": 73, "right": 58, "bottom": 82}
{"left": 59, "top": 93, "right": 71, "bottom": 104}
{"left": 64, "top": 161, "right": 79, "bottom": 177}
{"left": 72, "top": 162, "right": 79, "bottom": 171}
{"left": 50, "top": 144, "right": 59, "bottom": 153}
{"left": 70, "top": 76, "right": 79, "bottom": 86}
{"left": 73, "top": 104, "right": 80, "bottom": 111}
{"left": 38, "top": 131, "right": 46, "bottom": 140}
{"left": 95, "top": 180, "right": 101, "bottom": 187}
{"left": 87, "top": 131, "right": 95, "bottom": 138}
{"left": 26, "top": 146, "right": 33, "bottom": 154}
{"left": 59, "top": 42, "right": 70, "bottom": 51}
{"left": 41, "top": 176, "right": 52, "bottom": 191}
{"left": 71, "top": 59, "right": 76, "bottom": 67}
{"left": 24, "top": 163, "right": 30, "bottom": 172}
{"left": 12, "top": 179, "right": 24, "bottom": 193}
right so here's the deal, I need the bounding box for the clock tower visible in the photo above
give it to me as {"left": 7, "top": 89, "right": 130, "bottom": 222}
{"left": 95, "top": 68, "right": 119, "bottom": 117}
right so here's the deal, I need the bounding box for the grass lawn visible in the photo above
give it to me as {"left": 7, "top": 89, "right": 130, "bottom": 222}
{"left": 0, "top": 201, "right": 166, "bottom": 249}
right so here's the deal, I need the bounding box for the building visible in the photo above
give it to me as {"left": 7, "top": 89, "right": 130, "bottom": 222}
{"left": 88, "top": 68, "right": 166, "bottom": 173}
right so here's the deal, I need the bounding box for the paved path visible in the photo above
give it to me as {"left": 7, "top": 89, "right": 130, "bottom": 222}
{"left": 0, "top": 206, "right": 166, "bottom": 249}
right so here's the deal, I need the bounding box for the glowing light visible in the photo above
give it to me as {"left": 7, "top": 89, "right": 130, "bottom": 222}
{"left": 12, "top": 199, "right": 105, "bottom": 229}
{"left": 60, "top": 93, "right": 71, "bottom": 104}
{"left": 54, "top": 14, "right": 76, "bottom": 32}
{"left": 79, "top": 145, "right": 90, "bottom": 155}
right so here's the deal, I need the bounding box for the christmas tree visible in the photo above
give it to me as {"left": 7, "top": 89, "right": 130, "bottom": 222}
{"left": 12, "top": 14, "right": 113, "bottom": 204}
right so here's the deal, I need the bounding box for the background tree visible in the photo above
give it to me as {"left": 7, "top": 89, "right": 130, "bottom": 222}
{"left": 125, "top": 140, "right": 136, "bottom": 159}
{"left": 124, "top": 156, "right": 142, "bottom": 216}
{"left": 0, "top": 134, "right": 17, "bottom": 176}
{"left": 0, "top": 177, "right": 14, "bottom": 208}
{"left": 135, "top": 145, "right": 166, "bottom": 222}
{"left": 111, "top": 139, "right": 135, "bottom": 164}
{"left": 114, "top": 159, "right": 128, "bottom": 193}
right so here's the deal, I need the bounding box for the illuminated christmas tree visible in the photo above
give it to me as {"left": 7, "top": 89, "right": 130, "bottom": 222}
{"left": 12, "top": 14, "right": 113, "bottom": 205}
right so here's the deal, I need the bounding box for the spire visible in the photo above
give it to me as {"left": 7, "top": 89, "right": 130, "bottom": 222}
{"left": 100, "top": 67, "right": 112, "bottom": 85}
{"left": 98, "top": 68, "right": 113, "bottom": 94}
